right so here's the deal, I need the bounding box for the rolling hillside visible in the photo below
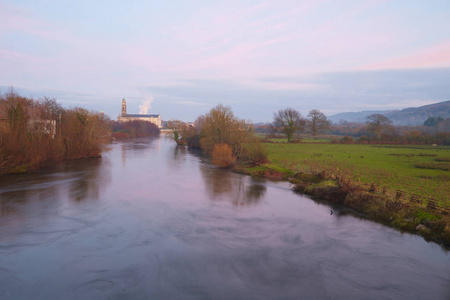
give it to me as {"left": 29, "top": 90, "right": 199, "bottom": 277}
{"left": 328, "top": 100, "right": 450, "bottom": 126}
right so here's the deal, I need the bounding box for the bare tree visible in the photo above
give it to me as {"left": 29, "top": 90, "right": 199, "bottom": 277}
{"left": 272, "top": 108, "right": 306, "bottom": 142}
{"left": 307, "top": 109, "right": 330, "bottom": 138}
{"left": 194, "top": 114, "right": 206, "bottom": 133}
{"left": 199, "top": 104, "right": 251, "bottom": 157}
{"left": 366, "top": 114, "right": 393, "bottom": 140}
{"left": 40, "top": 97, "right": 63, "bottom": 120}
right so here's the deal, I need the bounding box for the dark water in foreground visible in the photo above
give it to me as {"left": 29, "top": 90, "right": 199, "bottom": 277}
{"left": 0, "top": 136, "right": 449, "bottom": 299}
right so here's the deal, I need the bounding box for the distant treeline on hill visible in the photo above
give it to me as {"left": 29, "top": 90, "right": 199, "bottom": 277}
{"left": 253, "top": 124, "right": 450, "bottom": 145}
{"left": 328, "top": 100, "right": 450, "bottom": 126}
{"left": 328, "top": 118, "right": 450, "bottom": 145}
{"left": 0, "top": 91, "right": 111, "bottom": 175}
{"left": 253, "top": 112, "right": 450, "bottom": 145}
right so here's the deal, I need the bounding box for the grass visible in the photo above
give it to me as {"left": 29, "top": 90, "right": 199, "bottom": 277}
{"left": 263, "top": 137, "right": 332, "bottom": 143}
{"left": 237, "top": 163, "right": 293, "bottom": 180}
{"left": 415, "top": 162, "right": 450, "bottom": 171}
{"left": 414, "top": 210, "right": 442, "bottom": 222}
{"left": 261, "top": 142, "right": 450, "bottom": 204}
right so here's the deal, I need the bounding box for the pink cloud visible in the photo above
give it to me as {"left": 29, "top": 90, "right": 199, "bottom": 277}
{"left": 0, "top": 3, "right": 82, "bottom": 45}
{"left": 247, "top": 80, "right": 321, "bottom": 92}
{"left": 0, "top": 49, "right": 32, "bottom": 60}
{"left": 365, "top": 42, "right": 450, "bottom": 70}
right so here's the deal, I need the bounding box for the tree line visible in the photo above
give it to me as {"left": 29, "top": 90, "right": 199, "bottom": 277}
{"left": 271, "top": 108, "right": 331, "bottom": 142}
{"left": 168, "top": 106, "right": 333, "bottom": 168}
{"left": 168, "top": 105, "right": 450, "bottom": 169}
{"left": 0, "top": 91, "right": 111, "bottom": 174}
{"left": 111, "top": 120, "right": 160, "bottom": 139}
{"left": 168, "top": 104, "right": 267, "bottom": 168}
{"left": 329, "top": 114, "right": 450, "bottom": 145}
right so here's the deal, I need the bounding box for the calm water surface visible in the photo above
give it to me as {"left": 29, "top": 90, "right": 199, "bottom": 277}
{"left": 0, "top": 136, "right": 449, "bottom": 299}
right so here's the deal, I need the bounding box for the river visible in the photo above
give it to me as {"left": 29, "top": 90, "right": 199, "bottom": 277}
{"left": 0, "top": 136, "right": 449, "bottom": 299}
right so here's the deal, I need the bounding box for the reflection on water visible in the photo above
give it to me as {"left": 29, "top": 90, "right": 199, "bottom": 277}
{"left": 169, "top": 145, "right": 188, "bottom": 170}
{"left": 0, "top": 156, "right": 111, "bottom": 218}
{"left": 0, "top": 136, "right": 449, "bottom": 300}
{"left": 65, "top": 159, "right": 111, "bottom": 202}
{"left": 120, "top": 137, "right": 157, "bottom": 167}
{"left": 200, "top": 164, "right": 266, "bottom": 206}
{"left": 246, "top": 182, "right": 267, "bottom": 201}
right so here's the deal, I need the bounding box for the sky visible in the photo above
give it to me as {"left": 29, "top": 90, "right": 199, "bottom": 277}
{"left": 1, "top": 0, "right": 450, "bottom": 122}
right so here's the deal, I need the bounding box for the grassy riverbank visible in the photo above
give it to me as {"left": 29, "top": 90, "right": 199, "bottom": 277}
{"left": 263, "top": 142, "right": 449, "bottom": 203}
{"left": 235, "top": 140, "right": 450, "bottom": 247}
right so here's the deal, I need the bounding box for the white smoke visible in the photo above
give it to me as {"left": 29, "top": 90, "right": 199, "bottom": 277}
{"left": 138, "top": 96, "right": 154, "bottom": 114}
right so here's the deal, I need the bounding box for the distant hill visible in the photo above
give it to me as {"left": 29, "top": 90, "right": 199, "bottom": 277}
{"left": 328, "top": 110, "right": 398, "bottom": 124}
{"left": 328, "top": 101, "right": 450, "bottom": 126}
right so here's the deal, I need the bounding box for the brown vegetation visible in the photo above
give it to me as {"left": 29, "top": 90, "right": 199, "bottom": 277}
{"left": 111, "top": 120, "right": 159, "bottom": 139}
{"left": 241, "top": 139, "right": 269, "bottom": 166}
{"left": 212, "top": 143, "right": 236, "bottom": 168}
{"left": 63, "top": 108, "right": 111, "bottom": 159}
{"left": 173, "top": 104, "right": 268, "bottom": 169}
{"left": 0, "top": 91, "right": 111, "bottom": 174}
{"left": 167, "top": 119, "right": 202, "bottom": 147}
{"left": 200, "top": 104, "right": 251, "bottom": 157}
{"left": 330, "top": 119, "right": 450, "bottom": 145}
{"left": 181, "top": 122, "right": 202, "bottom": 148}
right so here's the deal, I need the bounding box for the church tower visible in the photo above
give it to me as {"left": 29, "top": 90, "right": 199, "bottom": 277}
{"left": 121, "top": 98, "right": 127, "bottom": 116}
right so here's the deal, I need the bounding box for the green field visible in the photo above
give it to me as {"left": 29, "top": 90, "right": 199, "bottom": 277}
{"left": 265, "top": 138, "right": 331, "bottom": 143}
{"left": 262, "top": 142, "right": 450, "bottom": 204}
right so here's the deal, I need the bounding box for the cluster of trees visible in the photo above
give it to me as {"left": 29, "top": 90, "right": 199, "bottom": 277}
{"left": 0, "top": 91, "right": 111, "bottom": 174}
{"left": 168, "top": 105, "right": 450, "bottom": 169}
{"left": 338, "top": 132, "right": 450, "bottom": 145}
{"left": 423, "top": 116, "right": 450, "bottom": 132}
{"left": 169, "top": 105, "right": 267, "bottom": 168}
{"left": 111, "top": 120, "right": 160, "bottom": 139}
{"left": 330, "top": 114, "right": 450, "bottom": 144}
{"left": 271, "top": 108, "right": 331, "bottom": 142}
{"left": 269, "top": 108, "right": 449, "bottom": 144}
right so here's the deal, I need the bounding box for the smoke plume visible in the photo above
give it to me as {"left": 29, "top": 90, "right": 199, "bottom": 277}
{"left": 138, "top": 97, "right": 154, "bottom": 114}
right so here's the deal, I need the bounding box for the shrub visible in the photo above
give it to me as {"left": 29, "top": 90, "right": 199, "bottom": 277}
{"left": 0, "top": 92, "right": 63, "bottom": 173}
{"left": 212, "top": 143, "right": 236, "bottom": 168}
{"left": 167, "top": 120, "right": 184, "bottom": 144}
{"left": 62, "top": 108, "right": 111, "bottom": 159}
{"left": 357, "top": 135, "right": 370, "bottom": 143}
{"left": 341, "top": 136, "right": 353, "bottom": 143}
{"left": 242, "top": 141, "right": 269, "bottom": 166}
{"left": 181, "top": 124, "right": 201, "bottom": 148}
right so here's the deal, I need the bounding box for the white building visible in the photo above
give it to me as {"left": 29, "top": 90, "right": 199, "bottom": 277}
{"left": 117, "top": 98, "right": 161, "bottom": 128}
